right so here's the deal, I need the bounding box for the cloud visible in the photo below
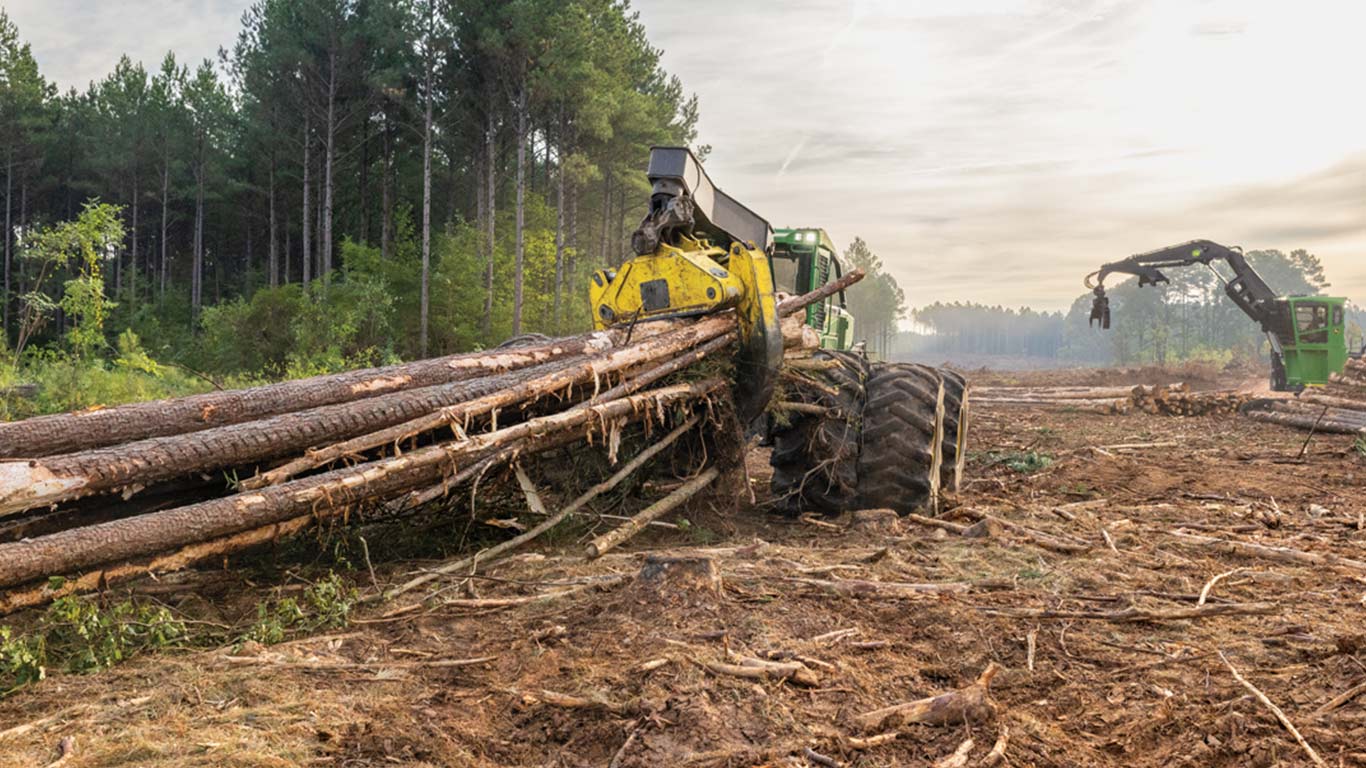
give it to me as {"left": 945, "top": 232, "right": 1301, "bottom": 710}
{"left": 5, "top": 0, "right": 251, "bottom": 90}
{"left": 637, "top": 0, "right": 1366, "bottom": 313}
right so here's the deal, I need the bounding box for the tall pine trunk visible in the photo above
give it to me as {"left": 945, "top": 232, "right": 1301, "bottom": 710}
{"left": 512, "top": 80, "right": 528, "bottom": 336}
{"left": 322, "top": 52, "right": 337, "bottom": 287}
{"left": 129, "top": 169, "right": 139, "bottom": 311}
{"left": 301, "top": 115, "right": 312, "bottom": 287}
{"left": 566, "top": 176, "right": 578, "bottom": 295}
{"left": 3, "top": 147, "right": 11, "bottom": 340}
{"left": 419, "top": 40, "right": 434, "bottom": 357}
{"left": 283, "top": 208, "right": 292, "bottom": 284}
{"left": 160, "top": 151, "right": 169, "bottom": 302}
{"left": 381, "top": 115, "right": 393, "bottom": 261}
{"left": 192, "top": 144, "right": 205, "bottom": 324}
{"left": 551, "top": 113, "right": 566, "bottom": 332}
{"left": 476, "top": 147, "right": 486, "bottom": 295}
{"left": 482, "top": 103, "right": 495, "bottom": 339}
{"left": 599, "top": 171, "right": 611, "bottom": 266}
{"left": 615, "top": 186, "right": 626, "bottom": 265}
{"left": 358, "top": 118, "right": 369, "bottom": 242}
{"left": 268, "top": 155, "right": 278, "bottom": 288}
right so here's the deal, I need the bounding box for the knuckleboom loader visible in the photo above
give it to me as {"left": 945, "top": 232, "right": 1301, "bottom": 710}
{"left": 590, "top": 147, "right": 968, "bottom": 514}
{"left": 1087, "top": 240, "right": 1355, "bottom": 392}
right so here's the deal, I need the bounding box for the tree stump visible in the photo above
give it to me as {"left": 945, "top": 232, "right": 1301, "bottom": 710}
{"left": 851, "top": 509, "right": 903, "bottom": 535}
{"left": 630, "top": 555, "right": 721, "bottom": 607}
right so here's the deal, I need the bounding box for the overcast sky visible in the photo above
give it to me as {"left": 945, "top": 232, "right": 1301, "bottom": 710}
{"left": 8, "top": 0, "right": 1364, "bottom": 311}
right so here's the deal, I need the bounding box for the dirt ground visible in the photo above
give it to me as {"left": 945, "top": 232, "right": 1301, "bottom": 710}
{"left": 2, "top": 367, "right": 1365, "bottom": 767}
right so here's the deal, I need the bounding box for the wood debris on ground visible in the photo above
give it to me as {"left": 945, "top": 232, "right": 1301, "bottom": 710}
{"left": 1, "top": 361, "right": 1364, "bottom": 768}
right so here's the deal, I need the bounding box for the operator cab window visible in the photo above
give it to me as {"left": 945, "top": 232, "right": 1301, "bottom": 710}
{"left": 1297, "top": 304, "right": 1329, "bottom": 344}
{"left": 771, "top": 252, "right": 800, "bottom": 295}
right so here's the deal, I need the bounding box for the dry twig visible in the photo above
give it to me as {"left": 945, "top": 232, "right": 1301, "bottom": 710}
{"left": 1219, "top": 651, "right": 1325, "bottom": 767}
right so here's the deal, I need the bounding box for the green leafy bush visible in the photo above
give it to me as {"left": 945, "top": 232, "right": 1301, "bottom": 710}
{"left": 0, "top": 596, "right": 187, "bottom": 697}
{"left": 243, "top": 573, "right": 357, "bottom": 645}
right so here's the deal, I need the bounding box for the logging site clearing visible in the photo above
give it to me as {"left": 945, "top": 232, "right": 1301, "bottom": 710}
{"left": 1, "top": 363, "right": 1365, "bottom": 768}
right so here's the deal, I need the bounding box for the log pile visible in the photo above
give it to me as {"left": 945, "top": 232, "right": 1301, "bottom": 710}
{"left": 1243, "top": 359, "right": 1366, "bottom": 435}
{"left": 1129, "top": 383, "right": 1251, "bottom": 416}
{"left": 974, "top": 383, "right": 1249, "bottom": 417}
{"left": 0, "top": 272, "right": 865, "bottom": 612}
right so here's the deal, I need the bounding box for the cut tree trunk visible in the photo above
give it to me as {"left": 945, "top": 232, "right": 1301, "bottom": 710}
{"left": 246, "top": 315, "right": 736, "bottom": 488}
{"left": 0, "top": 357, "right": 607, "bottom": 517}
{"left": 0, "top": 335, "right": 608, "bottom": 459}
{"left": 0, "top": 380, "right": 721, "bottom": 590}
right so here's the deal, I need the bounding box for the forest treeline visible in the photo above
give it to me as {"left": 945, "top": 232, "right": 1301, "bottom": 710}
{"left": 0, "top": 2, "right": 910, "bottom": 418}
{"left": 899, "top": 249, "right": 1366, "bottom": 367}
{"left": 1, "top": 0, "right": 697, "bottom": 368}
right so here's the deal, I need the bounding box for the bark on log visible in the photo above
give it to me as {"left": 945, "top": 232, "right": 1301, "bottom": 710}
{"left": 974, "top": 385, "right": 1168, "bottom": 400}
{"left": 1301, "top": 393, "right": 1366, "bottom": 412}
{"left": 0, "top": 380, "right": 723, "bottom": 589}
{"left": 777, "top": 269, "right": 865, "bottom": 316}
{"left": 583, "top": 466, "right": 720, "bottom": 558}
{"left": 0, "top": 360, "right": 580, "bottom": 517}
{"left": 976, "top": 397, "right": 1130, "bottom": 414}
{"left": 0, "top": 334, "right": 610, "bottom": 459}
{"left": 853, "top": 664, "right": 1000, "bottom": 733}
{"left": 1245, "top": 410, "right": 1366, "bottom": 435}
{"left": 246, "top": 316, "right": 735, "bottom": 488}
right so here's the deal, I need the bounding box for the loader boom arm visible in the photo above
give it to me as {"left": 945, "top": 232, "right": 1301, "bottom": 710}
{"left": 1086, "top": 239, "right": 1285, "bottom": 334}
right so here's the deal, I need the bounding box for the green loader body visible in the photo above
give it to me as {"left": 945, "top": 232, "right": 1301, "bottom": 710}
{"left": 770, "top": 228, "right": 855, "bottom": 350}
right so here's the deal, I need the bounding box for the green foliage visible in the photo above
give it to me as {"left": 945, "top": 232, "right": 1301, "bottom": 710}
{"left": 842, "top": 237, "right": 906, "bottom": 360}
{"left": 243, "top": 573, "right": 357, "bottom": 646}
{"left": 983, "top": 449, "right": 1054, "bottom": 474}
{"left": 1, "top": 596, "right": 187, "bottom": 697}
{"left": 18, "top": 202, "right": 125, "bottom": 358}
{"left": 1354, "top": 436, "right": 1366, "bottom": 459}
{"left": 4, "top": 348, "right": 210, "bottom": 421}
{"left": 0, "top": 625, "right": 44, "bottom": 695}
{"left": 196, "top": 270, "right": 397, "bottom": 378}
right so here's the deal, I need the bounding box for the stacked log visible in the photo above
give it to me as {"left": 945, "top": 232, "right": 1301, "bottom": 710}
{"left": 975, "top": 383, "right": 1249, "bottom": 417}
{"left": 0, "top": 271, "right": 866, "bottom": 610}
{"left": 1129, "top": 384, "right": 1251, "bottom": 416}
{"left": 973, "top": 386, "right": 1132, "bottom": 415}
{"left": 1244, "top": 359, "right": 1366, "bottom": 435}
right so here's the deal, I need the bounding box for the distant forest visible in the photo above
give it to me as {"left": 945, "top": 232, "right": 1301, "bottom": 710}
{"left": 898, "top": 250, "right": 1366, "bottom": 368}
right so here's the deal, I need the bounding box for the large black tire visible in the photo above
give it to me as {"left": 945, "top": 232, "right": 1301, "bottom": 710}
{"left": 856, "top": 363, "right": 944, "bottom": 514}
{"left": 769, "top": 351, "right": 867, "bottom": 515}
{"left": 939, "top": 370, "right": 969, "bottom": 495}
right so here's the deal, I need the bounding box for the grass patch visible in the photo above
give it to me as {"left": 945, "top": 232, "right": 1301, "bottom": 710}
{"left": 982, "top": 449, "right": 1055, "bottom": 474}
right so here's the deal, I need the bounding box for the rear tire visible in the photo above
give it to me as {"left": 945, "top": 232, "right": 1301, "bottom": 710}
{"left": 856, "top": 363, "right": 944, "bottom": 514}
{"left": 767, "top": 357, "right": 959, "bottom": 517}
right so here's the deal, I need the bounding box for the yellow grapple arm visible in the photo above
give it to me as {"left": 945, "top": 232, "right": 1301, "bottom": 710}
{"left": 589, "top": 147, "right": 783, "bottom": 421}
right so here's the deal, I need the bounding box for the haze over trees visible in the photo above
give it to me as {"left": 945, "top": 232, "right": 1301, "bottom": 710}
{"left": 900, "top": 250, "right": 1364, "bottom": 368}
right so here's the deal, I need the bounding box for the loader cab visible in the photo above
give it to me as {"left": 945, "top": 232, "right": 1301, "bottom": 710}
{"left": 771, "top": 228, "right": 854, "bottom": 350}
{"left": 1283, "top": 296, "right": 1349, "bottom": 388}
